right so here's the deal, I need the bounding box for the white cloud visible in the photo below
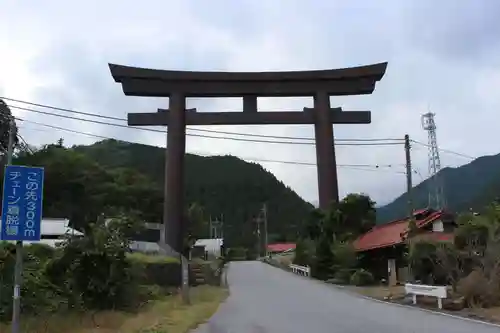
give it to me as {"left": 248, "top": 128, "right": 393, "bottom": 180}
{"left": 0, "top": 0, "right": 498, "bottom": 206}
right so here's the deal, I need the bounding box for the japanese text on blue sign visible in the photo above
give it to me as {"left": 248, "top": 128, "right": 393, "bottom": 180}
{"left": 1, "top": 165, "right": 44, "bottom": 241}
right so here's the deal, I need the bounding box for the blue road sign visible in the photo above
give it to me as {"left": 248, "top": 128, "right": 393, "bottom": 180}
{"left": 0, "top": 165, "right": 44, "bottom": 241}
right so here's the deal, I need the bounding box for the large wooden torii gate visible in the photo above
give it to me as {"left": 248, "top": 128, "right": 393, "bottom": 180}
{"left": 109, "top": 62, "right": 387, "bottom": 253}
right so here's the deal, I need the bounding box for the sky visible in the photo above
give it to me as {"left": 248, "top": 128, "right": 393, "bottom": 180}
{"left": 1, "top": 0, "right": 499, "bottom": 207}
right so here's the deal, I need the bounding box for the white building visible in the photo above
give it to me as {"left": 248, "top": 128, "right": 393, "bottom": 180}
{"left": 124, "top": 222, "right": 176, "bottom": 256}
{"left": 2, "top": 218, "right": 83, "bottom": 247}
{"left": 194, "top": 238, "right": 224, "bottom": 258}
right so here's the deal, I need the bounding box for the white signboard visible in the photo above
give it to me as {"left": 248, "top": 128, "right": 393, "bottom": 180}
{"left": 405, "top": 284, "right": 447, "bottom": 298}
{"left": 405, "top": 283, "right": 447, "bottom": 309}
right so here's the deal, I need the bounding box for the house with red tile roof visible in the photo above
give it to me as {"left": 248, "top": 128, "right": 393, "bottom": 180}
{"left": 267, "top": 243, "right": 296, "bottom": 254}
{"left": 354, "top": 208, "right": 456, "bottom": 285}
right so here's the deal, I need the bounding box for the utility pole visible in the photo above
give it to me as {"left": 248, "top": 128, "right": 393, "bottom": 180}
{"left": 180, "top": 254, "right": 190, "bottom": 305}
{"left": 404, "top": 134, "right": 414, "bottom": 224}
{"left": 7, "top": 118, "right": 22, "bottom": 333}
{"left": 255, "top": 215, "right": 262, "bottom": 258}
{"left": 404, "top": 134, "right": 416, "bottom": 283}
{"left": 209, "top": 215, "right": 212, "bottom": 239}
{"left": 209, "top": 215, "right": 222, "bottom": 239}
{"left": 220, "top": 214, "right": 224, "bottom": 239}
{"left": 262, "top": 203, "right": 268, "bottom": 257}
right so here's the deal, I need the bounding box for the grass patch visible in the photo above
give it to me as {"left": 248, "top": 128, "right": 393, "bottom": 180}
{"left": 471, "top": 307, "right": 500, "bottom": 323}
{"left": 127, "top": 252, "right": 180, "bottom": 264}
{"left": 0, "top": 286, "right": 228, "bottom": 333}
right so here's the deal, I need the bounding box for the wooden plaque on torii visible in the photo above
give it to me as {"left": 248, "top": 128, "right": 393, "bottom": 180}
{"left": 109, "top": 62, "right": 387, "bottom": 253}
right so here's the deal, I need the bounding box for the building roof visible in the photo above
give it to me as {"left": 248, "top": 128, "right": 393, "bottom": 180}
{"left": 41, "top": 218, "right": 83, "bottom": 236}
{"left": 353, "top": 209, "right": 450, "bottom": 252}
{"left": 267, "top": 243, "right": 296, "bottom": 252}
{"left": 194, "top": 238, "right": 223, "bottom": 249}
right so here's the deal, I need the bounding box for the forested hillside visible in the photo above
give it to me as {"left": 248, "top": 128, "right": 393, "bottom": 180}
{"left": 377, "top": 153, "right": 500, "bottom": 223}
{"left": 4, "top": 139, "right": 313, "bottom": 247}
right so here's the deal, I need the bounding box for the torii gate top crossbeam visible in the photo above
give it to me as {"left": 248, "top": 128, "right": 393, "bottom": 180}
{"left": 108, "top": 62, "right": 387, "bottom": 98}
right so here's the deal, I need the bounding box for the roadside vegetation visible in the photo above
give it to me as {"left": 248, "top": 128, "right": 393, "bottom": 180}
{"left": 0, "top": 213, "right": 227, "bottom": 332}
{"left": 407, "top": 204, "right": 500, "bottom": 310}
{"left": 291, "top": 193, "right": 377, "bottom": 286}
{"left": 0, "top": 286, "right": 228, "bottom": 333}
{"left": 287, "top": 192, "right": 500, "bottom": 322}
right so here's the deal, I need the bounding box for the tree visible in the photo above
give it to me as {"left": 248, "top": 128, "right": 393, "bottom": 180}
{"left": 303, "top": 208, "right": 325, "bottom": 240}
{"left": 296, "top": 194, "right": 377, "bottom": 280}
{"left": 73, "top": 139, "right": 314, "bottom": 248}
{"left": 331, "top": 241, "right": 357, "bottom": 271}
{"left": 293, "top": 238, "right": 315, "bottom": 266}
{"left": 182, "top": 203, "right": 209, "bottom": 255}
{"left": 313, "top": 233, "right": 335, "bottom": 280}
{"left": 3, "top": 142, "right": 163, "bottom": 230}
{"left": 305, "top": 193, "right": 376, "bottom": 242}
{"left": 0, "top": 99, "right": 19, "bottom": 159}
{"left": 187, "top": 202, "right": 207, "bottom": 239}
{"left": 337, "top": 193, "right": 376, "bottom": 240}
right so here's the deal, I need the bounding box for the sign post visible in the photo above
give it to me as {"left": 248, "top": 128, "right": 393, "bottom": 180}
{"left": 1, "top": 165, "right": 44, "bottom": 333}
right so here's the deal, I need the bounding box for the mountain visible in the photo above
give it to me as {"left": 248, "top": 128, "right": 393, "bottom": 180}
{"left": 73, "top": 139, "right": 314, "bottom": 245}
{"left": 377, "top": 153, "right": 500, "bottom": 223}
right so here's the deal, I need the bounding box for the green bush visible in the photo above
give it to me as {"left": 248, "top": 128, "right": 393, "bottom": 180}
{"left": 409, "top": 240, "right": 439, "bottom": 284}
{"left": 313, "top": 235, "right": 335, "bottom": 280}
{"left": 0, "top": 214, "right": 199, "bottom": 322}
{"left": 332, "top": 268, "right": 355, "bottom": 284}
{"left": 332, "top": 242, "right": 357, "bottom": 271}
{"left": 350, "top": 269, "right": 374, "bottom": 286}
{"left": 25, "top": 243, "right": 56, "bottom": 261}
{"left": 0, "top": 243, "right": 67, "bottom": 321}
{"left": 46, "top": 215, "right": 144, "bottom": 310}
{"left": 132, "top": 260, "right": 182, "bottom": 287}
{"left": 293, "top": 238, "right": 316, "bottom": 267}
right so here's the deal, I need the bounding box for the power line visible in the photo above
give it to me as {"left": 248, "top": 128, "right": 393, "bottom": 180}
{"left": 16, "top": 133, "right": 35, "bottom": 154}
{"left": 8, "top": 104, "right": 403, "bottom": 147}
{"left": 16, "top": 117, "right": 405, "bottom": 174}
{"left": 2, "top": 96, "right": 403, "bottom": 143}
{"left": 5, "top": 99, "right": 476, "bottom": 177}
{"left": 3, "top": 97, "right": 124, "bottom": 122}
{"left": 411, "top": 139, "right": 475, "bottom": 160}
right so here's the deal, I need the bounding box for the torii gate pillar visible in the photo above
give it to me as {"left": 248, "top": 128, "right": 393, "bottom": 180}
{"left": 314, "top": 91, "right": 338, "bottom": 207}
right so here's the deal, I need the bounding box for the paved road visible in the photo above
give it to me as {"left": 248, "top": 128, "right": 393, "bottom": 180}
{"left": 193, "top": 261, "right": 500, "bottom": 333}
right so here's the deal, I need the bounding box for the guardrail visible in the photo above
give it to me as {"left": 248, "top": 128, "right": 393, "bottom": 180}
{"left": 405, "top": 283, "right": 447, "bottom": 309}
{"left": 289, "top": 264, "right": 311, "bottom": 277}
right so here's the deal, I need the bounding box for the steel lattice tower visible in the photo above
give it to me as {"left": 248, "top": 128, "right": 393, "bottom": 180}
{"left": 421, "top": 112, "right": 446, "bottom": 210}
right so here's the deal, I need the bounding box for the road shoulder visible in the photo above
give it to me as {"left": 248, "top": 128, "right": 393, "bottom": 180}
{"left": 328, "top": 283, "right": 500, "bottom": 328}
